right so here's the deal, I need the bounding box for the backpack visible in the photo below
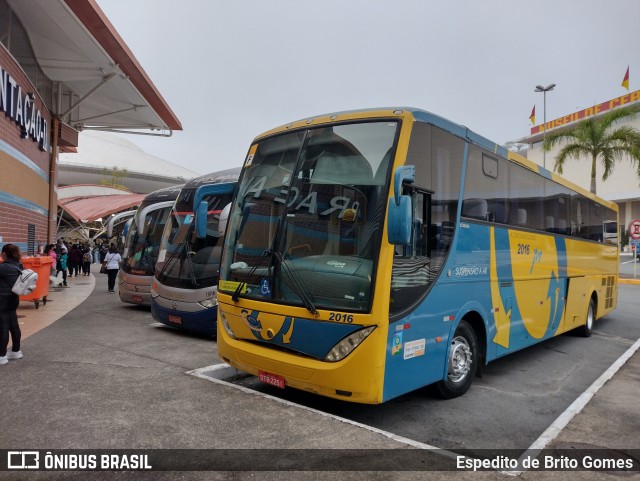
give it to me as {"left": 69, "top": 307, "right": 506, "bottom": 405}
{"left": 82, "top": 251, "right": 91, "bottom": 263}
{"left": 12, "top": 268, "right": 38, "bottom": 296}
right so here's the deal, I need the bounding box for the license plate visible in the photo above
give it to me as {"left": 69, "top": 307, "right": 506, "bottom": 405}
{"left": 168, "top": 315, "right": 182, "bottom": 325}
{"left": 259, "top": 371, "right": 285, "bottom": 389}
{"left": 132, "top": 295, "right": 143, "bottom": 303}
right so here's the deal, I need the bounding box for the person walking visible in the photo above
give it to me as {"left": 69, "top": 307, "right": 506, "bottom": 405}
{"left": 0, "top": 244, "right": 24, "bottom": 364}
{"left": 103, "top": 244, "right": 122, "bottom": 293}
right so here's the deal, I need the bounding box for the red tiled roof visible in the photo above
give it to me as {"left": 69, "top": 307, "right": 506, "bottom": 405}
{"left": 59, "top": 194, "right": 146, "bottom": 223}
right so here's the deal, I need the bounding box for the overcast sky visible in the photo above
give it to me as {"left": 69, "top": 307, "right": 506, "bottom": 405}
{"left": 95, "top": 0, "right": 640, "bottom": 176}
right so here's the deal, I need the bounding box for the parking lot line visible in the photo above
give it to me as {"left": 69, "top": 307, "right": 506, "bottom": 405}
{"left": 190, "top": 333, "right": 639, "bottom": 476}
{"left": 507, "top": 336, "right": 640, "bottom": 475}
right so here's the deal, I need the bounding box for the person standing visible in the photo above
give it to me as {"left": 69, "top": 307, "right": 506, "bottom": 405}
{"left": 56, "top": 242, "right": 68, "bottom": 287}
{"left": 69, "top": 244, "right": 83, "bottom": 277}
{"left": 99, "top": 244, "right": 108, "bottom": 263}
{"left": 103, "top": 244, "right": 122, "bottom": 293}
{"left": 44, "top": 244, "right": 57, "bottom": 279}
{"left": 81, "top": 248, "right": 92, "bottom": 276}
{"left": 0, "top": 244, "right": 24, "bottom": 364}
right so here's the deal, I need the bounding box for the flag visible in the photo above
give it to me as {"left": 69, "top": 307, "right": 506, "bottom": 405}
{"left": 622, "top": 66, "right": 630, "bottom": 91}
{"left": 529, "top": 105, "right": 536, "bottom": 125}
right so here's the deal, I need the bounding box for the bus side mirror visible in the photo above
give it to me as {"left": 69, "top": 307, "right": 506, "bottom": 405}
{"left": 218, "top": 203, "right": 232, "bottom": 236}
{"left": 388, "top": 196, "right": 412, "bottom": 245}
{"left": 387, "top": 165, "right": 415, "bottom": 245}
{"left": 195, "top": 201, "right": 208, "bottom": 239}
{"left": 122, "top": 219, "right": 132, "bottom": 238}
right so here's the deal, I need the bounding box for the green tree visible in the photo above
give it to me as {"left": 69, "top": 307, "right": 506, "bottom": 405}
{"left": 100, "top": 166, "right": 129, "bottom": 190}
{"left": 543, "top": 105, "right": 640, "bottom": 194}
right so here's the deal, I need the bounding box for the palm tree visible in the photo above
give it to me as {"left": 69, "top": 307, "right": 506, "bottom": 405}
{"left": 543, "top": 105, "right": 640, "bottom": 194}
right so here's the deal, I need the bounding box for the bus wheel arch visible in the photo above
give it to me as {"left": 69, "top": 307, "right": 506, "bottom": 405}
{"left": 435, "top": 316, "right": 483, "bottom": 399}
{"left": 462, "top": 311, "right": 487, "bottom": 376}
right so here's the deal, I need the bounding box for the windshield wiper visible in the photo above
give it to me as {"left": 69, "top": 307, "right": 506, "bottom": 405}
{"left": 157, "top": 242, "right": 183, "bottom": 279}
{"left": 185, "top": 240, "right": 199, "bottom": 288}
{"left": 273, "top": 251, "right": 318, "bottom": 316}
{"left": 231, "top": 249, "right": 273, "bottom": 302}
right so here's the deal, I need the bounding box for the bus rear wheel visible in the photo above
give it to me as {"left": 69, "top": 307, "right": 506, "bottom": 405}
{"left": 576, "top": 298, "right": 595, "bottom": 338}
{"left": 435, "top": 320, "right": 478, "bottom": 399}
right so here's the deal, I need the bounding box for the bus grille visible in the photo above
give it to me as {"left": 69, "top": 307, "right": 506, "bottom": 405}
{"left": 604, "top": 276, "right": 615, "bottom": 309}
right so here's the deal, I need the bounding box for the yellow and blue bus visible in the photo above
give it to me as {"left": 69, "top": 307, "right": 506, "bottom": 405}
{"left": 151, "top": 168, "right": 240, "bottom": 337}
{"left": 216, "top": 108, "right": 618, "bottom": 404}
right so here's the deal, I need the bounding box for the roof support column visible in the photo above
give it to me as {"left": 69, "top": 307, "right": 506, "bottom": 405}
{"left": 47, "top": 115, "right": 60, "bottom": 244}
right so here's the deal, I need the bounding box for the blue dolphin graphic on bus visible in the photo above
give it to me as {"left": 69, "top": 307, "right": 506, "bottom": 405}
{"left": 239, "top": 309, "right": 365, "bottom": 359}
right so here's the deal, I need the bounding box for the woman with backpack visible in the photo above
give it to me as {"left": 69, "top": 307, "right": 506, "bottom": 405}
{"left": 81, "top": 248, "right": 92, "bottom": 276}
{"left": 0, "top": 244, "right": 24, "bottom": 365}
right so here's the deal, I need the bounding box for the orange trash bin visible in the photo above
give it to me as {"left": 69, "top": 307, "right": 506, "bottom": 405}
{"left": 19, "top": 255, "right": 53, "bottom": 309}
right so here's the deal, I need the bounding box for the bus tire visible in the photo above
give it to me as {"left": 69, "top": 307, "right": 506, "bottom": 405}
{"left": 577, "top": 298, "right": 595, "bottom": 338}
{"left": 435, "top": 320, "right": 478, "bottom": 399}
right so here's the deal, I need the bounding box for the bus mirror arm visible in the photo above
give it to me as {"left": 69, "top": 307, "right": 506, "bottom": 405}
{"left": 195, "top": 201, "right": 208, "bottom": 239}
{"left": 393, "top": 165, "right": 415, "bottom": 206}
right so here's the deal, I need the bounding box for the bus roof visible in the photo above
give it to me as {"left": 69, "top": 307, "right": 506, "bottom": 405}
{"left": 253, "top": 107, "right": 617, "bottom": 212}
{"left": 144, "top": 183, "right": 184, "bottom": 202}
{"left": 182, "top": 167, "right": 242, "bottom": 190}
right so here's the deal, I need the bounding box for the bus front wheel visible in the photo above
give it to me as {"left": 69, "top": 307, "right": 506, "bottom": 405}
{"left": 435, "top": 320, "right": 478, "bottom": 399}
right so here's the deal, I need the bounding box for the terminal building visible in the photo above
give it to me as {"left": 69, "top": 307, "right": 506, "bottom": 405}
{"left": 0, "top": 0, "right": 182, "bottom": 254}
{"left": 517, "top": 89, "right": 640, "bottom": 248}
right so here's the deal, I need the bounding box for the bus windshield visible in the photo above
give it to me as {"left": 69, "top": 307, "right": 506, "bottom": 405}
{"left": 156, "top": 190, "right": 233, "bottom": 288}
{"left": 121, "top": 205, "right": 172, "bottom": 276}
{"left": 220, "top": 121, "right": 398, "bottom": 312}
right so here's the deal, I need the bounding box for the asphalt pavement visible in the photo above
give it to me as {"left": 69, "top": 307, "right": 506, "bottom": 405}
{"left": 1, "top": 266, "right": 638, "bottom": 481}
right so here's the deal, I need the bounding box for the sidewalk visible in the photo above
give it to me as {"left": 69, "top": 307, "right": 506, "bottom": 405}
{"left": 17, "top": 273, "right": 95, "bottom": 340}
{"left": 617, "top": 252, "right": 640, "bottom": 285}
{"left": 6, "top": 272, "right": 640, "bottom": 479}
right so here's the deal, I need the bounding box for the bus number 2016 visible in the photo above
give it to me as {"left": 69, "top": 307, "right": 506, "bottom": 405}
{"left": 517, "top": 243, "right": 530, "bottom": 255}
{"left": 329, "top": 313, "right": 354, "bottom": 323}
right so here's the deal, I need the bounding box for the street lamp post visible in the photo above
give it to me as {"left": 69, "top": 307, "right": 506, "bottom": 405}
{"left": 535, "top": 83, "right": 556, "bottom": 169}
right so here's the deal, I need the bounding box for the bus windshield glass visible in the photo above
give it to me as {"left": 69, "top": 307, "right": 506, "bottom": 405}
{"left": 122, "top": 205, "right": 171, "bottom": 276}
{"left": 156, "top": 190, "right": 233, "bottom": 288}
{"left": 220, "top": 121, "right": 398, "bottom": 312}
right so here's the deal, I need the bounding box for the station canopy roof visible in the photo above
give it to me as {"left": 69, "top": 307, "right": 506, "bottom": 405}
{"left": 8, "top": 0, "right": 182, "bottom": 135}
{"left": 58, "top": 185, "right": 145, "bottom": 223}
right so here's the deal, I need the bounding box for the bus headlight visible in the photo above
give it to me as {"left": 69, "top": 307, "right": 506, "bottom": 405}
{"left": 324, "top": 326, "right": 375, "bottom": 362}
{"left": 198, "top": 297, "right": 218, "bottom": 309}
{"left": 220, "top": 311, "right": 236, "bottom": 339}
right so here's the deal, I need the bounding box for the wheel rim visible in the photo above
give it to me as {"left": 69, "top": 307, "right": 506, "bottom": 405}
{"left": 448, "top": 336, "right": 472, "bottom": 383}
